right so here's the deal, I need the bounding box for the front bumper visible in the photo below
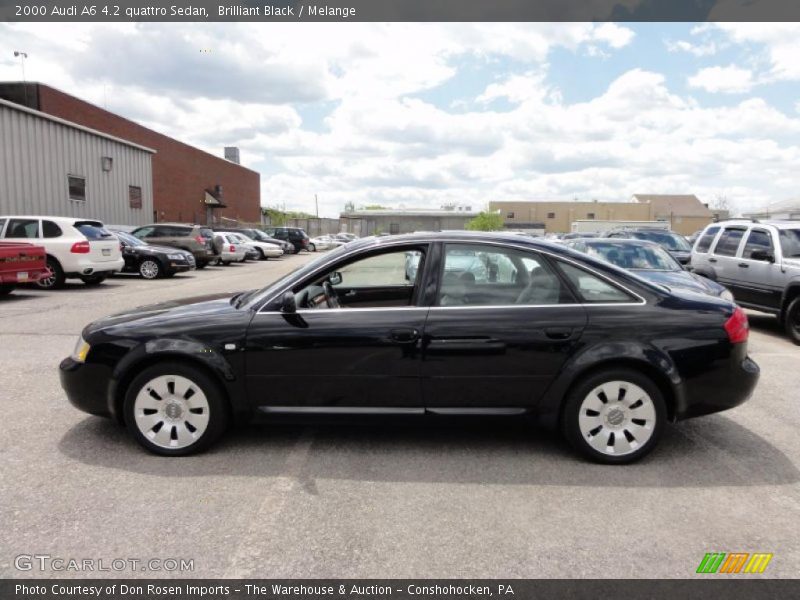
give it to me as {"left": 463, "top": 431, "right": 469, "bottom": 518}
{"left": 59, "top": 356, "right": 113, "bottom": 418}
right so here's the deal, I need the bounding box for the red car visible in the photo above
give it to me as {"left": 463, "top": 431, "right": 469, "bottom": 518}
{"left": 0, "top": 241, "right": 49, "bottom": 295}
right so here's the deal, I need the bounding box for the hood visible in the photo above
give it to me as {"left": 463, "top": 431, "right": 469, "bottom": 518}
{"left": 83, "top": 292, "right": 239, "bottom": 337}
{"left": 632, "top": 269, "right": 725, "bottom": 296}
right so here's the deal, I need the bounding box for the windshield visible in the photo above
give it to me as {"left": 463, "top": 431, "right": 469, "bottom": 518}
{"left": 780, "top": 229, "right": 800, "bottom": 258}
{"left": 115, "top": 231, "right": 145, "bottom": 246}
{"left": 585, "top": 242, "right": 681, "bottom": 271}
{"left": 635, "top": 231, "right": 692, "bottom": 251}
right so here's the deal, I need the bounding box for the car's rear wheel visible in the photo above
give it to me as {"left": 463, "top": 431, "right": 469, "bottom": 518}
{"left": 0, "top": 284, "right": 16, "bottom": 295}
{"left": 36, "top": 257, "right": 65, "bottom": 289}
{"left": 195, "top": 260, "right": 207, "bottom": 269}
{"left": 123, "top": 362, "right": 228, "bottom": 456}
{"left": 138, "top": 259, "right": 161, "bottom": 279}
{"left": 561, "top": 368, "right": 666, "bottom": 464}
{"left": 256, "top": 248, "right": 266, "bottom": 261}
{"left": 785, "top": 297, "right": 800, "bottom": 345}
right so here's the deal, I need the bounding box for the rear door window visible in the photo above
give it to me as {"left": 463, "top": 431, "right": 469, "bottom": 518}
{"left": 4, "top": 218, "right": 39, "bottom": 239}
{"left": 695, "top": 226, "right": 719, "bottom": 253}
{"left": 713, "top": 228, "right": 746, "bottom": 257}
{"left": 557, "top": 262, "right": 637, "bottom": 304}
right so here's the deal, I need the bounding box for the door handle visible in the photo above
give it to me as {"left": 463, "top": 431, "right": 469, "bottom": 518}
{"left": 544, "top": 327, "right": 574, "bottom": 340}
{"left": 708, "top": 258, "right": 717, "bottom": 263}
{"left": 343, "top": 290, "right": 357, "bottom": 297}
{"left": 390, "top": 328, "right": 419, "bottom": 344}
{"left": 738, "top": 263, "right": 749, "bottom": 268}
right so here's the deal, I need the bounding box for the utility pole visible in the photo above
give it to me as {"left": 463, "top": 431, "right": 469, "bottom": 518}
{"left": 315, "top": 194, "right": 319, "bottom": 218}
{"left": 13, "top": 51, "right": 28, "bottom": 106}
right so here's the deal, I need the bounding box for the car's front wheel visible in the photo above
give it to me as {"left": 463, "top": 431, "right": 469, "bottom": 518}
{"left": 36, "top": 257, "right": 65, "bottom": 289}
{"left": 123, "top": 362, "right": 229, "bottom": 456}
{"left": 784, "top": 296, "right": 800, "bottom": 345}
{"left": 138, "top": 259, "right": 161, "bottom": 279}
{"left": 309, "top": 243, "right": 316, "bottom": 252}
{"left": 561, "top": 368, "right": 666, "bottom": 464}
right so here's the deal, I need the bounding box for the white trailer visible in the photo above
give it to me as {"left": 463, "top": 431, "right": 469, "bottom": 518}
{"left": 570, "top": 220, "right": 670, "bottom": 234}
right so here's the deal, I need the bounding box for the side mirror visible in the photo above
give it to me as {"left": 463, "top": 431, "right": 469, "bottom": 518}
{"left": 750, "top": 249, "right": 775, "bottom": 263}
{"left": 328, "top": 271, "right": 342, "bottom": 286}
{"left": 281, "top": 291, "right": 296, "bottom": 313}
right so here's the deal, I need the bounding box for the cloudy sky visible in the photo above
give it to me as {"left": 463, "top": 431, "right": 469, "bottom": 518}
{"left": 2, "top": 22, "right": 800, "bottom": 217}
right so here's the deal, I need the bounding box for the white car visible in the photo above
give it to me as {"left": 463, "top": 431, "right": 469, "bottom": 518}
{"left": 309, "top": 235, "right": 345, "bottom": 252}
{"left": 228, "top": 232, "right": 283, "bottom": 260}
{"left": 0, "top": 215, "right": 124, "bottom": 289}
{"left": 211, "top": 233, "right": 247, "bottom": 265}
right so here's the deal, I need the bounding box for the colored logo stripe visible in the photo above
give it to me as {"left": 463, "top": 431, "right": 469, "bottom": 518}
{"left": 696, "top": 552, "right": 773, "bottom": 574}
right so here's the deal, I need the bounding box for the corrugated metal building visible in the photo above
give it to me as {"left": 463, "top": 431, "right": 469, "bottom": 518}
{"left": 0, "top": 98, "right": 154, "bottom": 226}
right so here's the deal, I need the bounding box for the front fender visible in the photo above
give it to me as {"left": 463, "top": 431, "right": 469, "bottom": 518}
{"left": 105, "top": 338, "right": 248, "bottom": 423}
{"left": 536, "top": 341, "right": 685, "bottom": 428}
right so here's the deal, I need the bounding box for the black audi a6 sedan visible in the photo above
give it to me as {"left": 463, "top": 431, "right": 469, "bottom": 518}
{"left": 112, "top": 230, "right": 195, "bottom": 279}
{"left": 60, "top": 232, "right": 759, "bottom": 463}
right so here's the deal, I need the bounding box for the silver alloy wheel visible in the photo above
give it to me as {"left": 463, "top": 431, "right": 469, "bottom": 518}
{"left": 577, "top": 380, "right": 656, "bottom": 456}
{"left": 139, "top": 259, "right": 160, "bottom": 279}
{"left": 37, "top": 270, "right": 56, "bottom": 288}
{"left": 133, "top": 374, "right": 210, "bottom": 449}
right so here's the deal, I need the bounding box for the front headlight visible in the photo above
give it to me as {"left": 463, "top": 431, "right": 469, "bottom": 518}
{"left": 167, "top": 253, "right": 184, "bottom": 260}
{"left": 71, "top": 336, "right": 91, "bottom": 363}
{"left": 720, "top": 289, "right": 735, "bottom": 302}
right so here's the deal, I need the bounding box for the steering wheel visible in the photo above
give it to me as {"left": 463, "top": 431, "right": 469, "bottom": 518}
{"left": 322, "top": 281, "right": 341, "bottom": 309}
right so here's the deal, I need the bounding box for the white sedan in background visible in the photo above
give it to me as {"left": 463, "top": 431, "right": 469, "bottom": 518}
{"left": 212, "top": 233, "right": 247, "bottom": 265}
{"left": 309, "top": 235, "right": 346, "bottom": 252}
{"left": 228, "top": 232, "right": 283, "bottom": 260}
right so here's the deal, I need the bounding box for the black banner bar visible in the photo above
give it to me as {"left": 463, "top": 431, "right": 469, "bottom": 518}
{"left": 3, "top": 580, "right": 799, "bottom": 600}
{"left": 3, "top": 0, "right": 800, "bottom": 23}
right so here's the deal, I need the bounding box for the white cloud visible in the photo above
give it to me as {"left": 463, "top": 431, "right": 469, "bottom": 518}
{"left": 666, "top": 39, "right": 718, "bottom": 57}
{"left": 688, "top": 65, "right": 754, "bottom": 94}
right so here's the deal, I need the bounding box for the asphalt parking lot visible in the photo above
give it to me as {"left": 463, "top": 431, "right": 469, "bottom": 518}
{"left": 1, "top": 255, "right": 799, "bottom": 579}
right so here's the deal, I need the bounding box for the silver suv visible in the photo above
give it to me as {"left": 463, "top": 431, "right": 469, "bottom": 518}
{"left": 691, "top": 220, "right": 800, "bottom": 343}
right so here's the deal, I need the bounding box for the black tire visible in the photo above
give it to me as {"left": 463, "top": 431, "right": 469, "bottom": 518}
{"left": 195, "top": 261, "right": 208, "bottom": 270}
{"left": 36, "top": 257, "right": 66, "bottom": 289}
{"left": 784, "top": 296, "right": 800, "bottom": 345}
{"left": 123, "top": 361, "right": 229, "bottom": 456}
{"left": 256, "top": 248, "right": 266, "bottom": 261}
{"left": 138, "top": 258, "right": 162, "bottom": 280}
{"left": 222, "top": 261, "right": 231, "bottom": 266}
{"left": 80, "top": 274, "right": 108, "bottom": 286}
{"left": 0, "top": 284, "right": 15, "bottom": 296}
{"left": 309, "top": 243, "right": 316, "bottom": 252}
{"left": 561, "top": 367, "right": 666, "bottom": 465}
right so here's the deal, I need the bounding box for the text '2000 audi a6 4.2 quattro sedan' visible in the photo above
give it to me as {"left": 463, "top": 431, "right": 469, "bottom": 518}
{"left": 59, "top": 232, "right": 760, "bottom": 464}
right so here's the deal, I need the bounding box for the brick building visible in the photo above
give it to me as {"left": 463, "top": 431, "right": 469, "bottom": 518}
{"left": 0, "top": 82, "right": 260, "bottom": 225}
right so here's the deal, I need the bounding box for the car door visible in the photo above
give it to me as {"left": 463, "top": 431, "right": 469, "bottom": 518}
{"left": 708, "top": 226, "right": 747, "bottom": 290}
{"left": 421, "top": 242, "right": 588, "bottom": 410}
{"left": 733, "top": 227, "right": 783, "bottom": 310}
{"left": 244, "top": 244, "right": 431, "bottom": 411}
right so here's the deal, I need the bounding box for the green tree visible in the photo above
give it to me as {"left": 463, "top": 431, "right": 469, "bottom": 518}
{"left": 465, "top": 211, "right": 504, "bottom": 231}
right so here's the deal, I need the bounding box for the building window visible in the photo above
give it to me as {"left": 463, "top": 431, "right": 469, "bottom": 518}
{"left": 129, "top": 186, "right": 143, "bottom": 209}
{"left": 587, "top": 212, "right": 596, "bottom": 219}
{"left": 390, "top": 222, "right": 400, "bottom": 235}
{"left": 506, "top": 211, "right": 515, "bottom": 219}
{"left": 68, "top": 176, "right": 86, "bottom": 202}
{"left": 101, "top": 156, "right": 113, "bottom": 172}
{"left": 547, "top": 212, "right": 555, "bottom": 219}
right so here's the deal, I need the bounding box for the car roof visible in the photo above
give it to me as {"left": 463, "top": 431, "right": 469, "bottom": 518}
{"left": 0, "top": 215, "right": 104, "bottom": 224}
{"left": 712, "top": 219, "right": 800, "bottom": 230}
{"left": 566, "top": 237, "right": 661, "bottom": 247}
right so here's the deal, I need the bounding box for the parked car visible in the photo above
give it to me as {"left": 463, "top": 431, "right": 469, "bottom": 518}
{"left": 60, "top": 232, "right": 758, "bottom": 463}
{"left": 0, "top": 216, "right": 124, "bottom": 288}
{"left": 691, "top": 220, "right": 800, "bottom": 343}
{"left": 606, "top": 228, "right": 694, "bottom": 265}
{"left": 0, "top": 241, "right": 49, "bottom": 295}
{"left": 225, "top": 232, "right": 261, "bottom": 261}
{"left": 686, "top": 229, "right": 704, "bottom": 245}
{"left": 219, "top": 230, "right": 282, "bottom": 260}
{"left": 265, "top": 226, "right": 310, "bottom": 253}
{"left": 334, "top": 233, "right": 359, "bottom": 243}
{"left": 564, "top": 238, "right": 733, "bottom": 300}
{"left": 111, "top": 230, "right": 195, "bottom": 279}
{"left": 129, "top": 223, "right": 215, "bottom": 268}
{"left": 309, "top": 235, "right": 344, "bottom": 252}
{"left": 211, "top": 233, "right": 247, "bottom": 265}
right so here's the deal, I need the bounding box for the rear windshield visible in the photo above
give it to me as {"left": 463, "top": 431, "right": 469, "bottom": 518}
{"left": 199, "top": 228, "right": 214, "bottom": 239}
{"left": 75, "top": 222, "right": 113, "bottom": 240}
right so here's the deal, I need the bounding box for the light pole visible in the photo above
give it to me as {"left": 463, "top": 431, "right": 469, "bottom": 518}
{"left": 13, "top": 51, "right": 28, "bottom": 106}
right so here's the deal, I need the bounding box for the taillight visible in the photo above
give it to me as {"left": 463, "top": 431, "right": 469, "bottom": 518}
{"left": 229, "top": 245, "right": 235, "bottom": 252}
{"left": 195, "top": 235, "right": 205, "bottom": 244}
{"left": 724, "top": 306, "right": 749, "bottom": 344}
{"left": 70, "top": 241, "right": 90, "bottom": 254}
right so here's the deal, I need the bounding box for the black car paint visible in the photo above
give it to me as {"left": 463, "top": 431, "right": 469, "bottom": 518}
{"left": 60, "top": 233, "right": 758, "bottom": 431}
